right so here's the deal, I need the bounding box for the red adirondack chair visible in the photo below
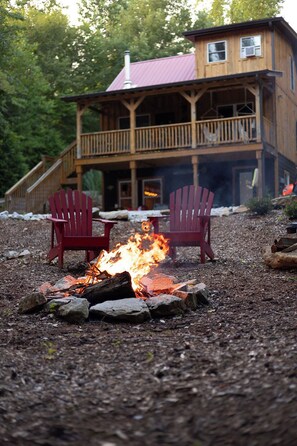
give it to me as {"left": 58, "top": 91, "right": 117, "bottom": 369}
{"left": 47, "top": 189, "right": 117, "bottom": 268}
{"left": 150, "top": 185, "right": 215, "bottom": 263}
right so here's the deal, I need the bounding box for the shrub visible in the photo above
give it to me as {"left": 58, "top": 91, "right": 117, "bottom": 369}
{"left": 246, "top": 196, "right": 273, "bottom": 215}
{"left": 284, "top": 199, "right": 297, "bottom": 219}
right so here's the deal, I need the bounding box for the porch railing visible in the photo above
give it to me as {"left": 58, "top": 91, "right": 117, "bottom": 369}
{"left": 81, "top": 129, "right": 130, "bottom": 156}
{"left": 135, "top": 122, "right": 191, "bottom": 151}
{"left": 80, "top": 115, "right": 266, "bottom": 158}
{"left": 197, "top": 115, "right": 257, "bottom": 146}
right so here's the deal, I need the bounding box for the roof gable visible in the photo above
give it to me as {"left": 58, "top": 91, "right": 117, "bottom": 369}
{"left": 106, "top": 53, "right": 196, "bottom": 91}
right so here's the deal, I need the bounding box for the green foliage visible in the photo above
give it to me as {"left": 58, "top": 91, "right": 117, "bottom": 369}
{"left": 208, "top": 0, "right": 284, "bottom": 23}
{"left": 83, "top": 169, "right": 102, "bottom": 205}
{"left": 284, "top": 199, "right": 297, "bottom": 219}
{"left": 0, "top": 0, "right": 284, "bottom": 197}
{"left": 43, "top": 341, "right": 57, "bottom": 360}
{"left": 246, "top": 196, "right": 273, "bottom": 215}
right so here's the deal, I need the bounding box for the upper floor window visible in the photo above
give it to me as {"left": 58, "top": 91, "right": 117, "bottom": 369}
{"left": 290, "top": 56, "right": 295, "bottom": 91}
{"left": 207, "top": 41, "right": 226, "bottom": 63}
{"left": 240, "top": 35, "right": 261, "bottom": 58}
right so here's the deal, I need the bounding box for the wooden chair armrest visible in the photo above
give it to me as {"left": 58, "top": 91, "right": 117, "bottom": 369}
{"left": 148, "top": 215, "right": 167, "bottom": 232}
{"left": 93, "top": 218, "right": 117, "bottom": 238}
{"left": 47, "top": 216, "right": 68, "bottom": 224}
{"left": 92, "top": 218, "right": 118, "bottom": 225}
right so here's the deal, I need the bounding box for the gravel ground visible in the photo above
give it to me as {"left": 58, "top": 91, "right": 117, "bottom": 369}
{"left": 0, "top": 210, "right": 297, "bottom": 446}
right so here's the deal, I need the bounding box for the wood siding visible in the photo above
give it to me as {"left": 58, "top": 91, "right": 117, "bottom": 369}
{"left": 274, "top": 29, "right": 297, "bottom": 164}
{"left": 195, "top": 26, "right": 272, "bottom": 79}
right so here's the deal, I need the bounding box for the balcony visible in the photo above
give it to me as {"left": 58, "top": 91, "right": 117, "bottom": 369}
{"left": 80, "top": 115, "right": 271, "bottom": 158}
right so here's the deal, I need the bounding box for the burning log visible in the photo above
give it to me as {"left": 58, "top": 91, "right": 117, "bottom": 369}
{"left": 81, "top": 271, "right": 136, "bottom": 306}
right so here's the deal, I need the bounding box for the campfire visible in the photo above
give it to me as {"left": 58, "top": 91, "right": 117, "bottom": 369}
{"left": 78, "top": 221, "right": 170, "bottom": 298}
{"left": 19, "top": 221, "right": 210, "bottom": 323}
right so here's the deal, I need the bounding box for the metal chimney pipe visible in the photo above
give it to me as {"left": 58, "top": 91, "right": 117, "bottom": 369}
{"left": 123, "top": 50, "right": 132, "bottom": 89}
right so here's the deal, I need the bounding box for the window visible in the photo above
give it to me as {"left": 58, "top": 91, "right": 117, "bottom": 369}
{"left": 207, "top": 41, "right": 226, "bottom": 63}
{"left": 290, "top": 56, "right": 295, "bottom": 91}
{"left": 119, "top": 114, "right": 150, "bottom": 129}
{"left": 217, "top": 102, "right": 254, "bottom": 118}
{"left": 142, "top": 179, "right": 162, "bottom": 210}
{"left": 240, "top": 35, "right": 261, "bottom": 58}
{"left": 118, "top": 181, "right": 132, "bottom": 209}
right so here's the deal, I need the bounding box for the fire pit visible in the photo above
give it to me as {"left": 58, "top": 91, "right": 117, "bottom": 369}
{"left": 18, "top": 222, "right": 210, "bottom": 323}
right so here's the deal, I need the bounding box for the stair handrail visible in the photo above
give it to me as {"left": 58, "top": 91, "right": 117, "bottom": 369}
{"left": 4, "top": 158, "right": 51, "bottom": 212}
{"left": 26, "top": 159, "right": 62, "bottom": 213}
{"left": 25, "top": 141, "right": 77, "bottom": 213}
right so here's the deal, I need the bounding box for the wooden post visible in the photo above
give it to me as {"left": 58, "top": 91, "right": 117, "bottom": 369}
{"left": 254, "top": 84, "right": 261, "bottom": 142}
{"left": 274, "top": 155, "right": 279, "bottom": 197}
{"left": 180, "top": 89, "right": 205, "bottom": 149}
{"left": 130, "top": 160, "right": 137, "bottom": 209}
{"left": 76, "top": 104, "right": 88, "bottom": 159}
{"left": 130, "top": 106, "right": 136, "bottom": 154}
{"left": 192, "top": 155, "right": 199, "bottom": 188}
{"left": 256, "top": 151, "right": 263, "bottom": 198}
{"left": 76, "top": 164, "right": 83, "bottom": 193}
{"left": 122, "top": 97, "right": 144, "bottom": 154}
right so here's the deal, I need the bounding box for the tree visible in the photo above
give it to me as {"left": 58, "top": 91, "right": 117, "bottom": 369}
{"left": 76, "top": 0, "right": 195, "bottom": 92}
{"left": 0, "top": 1, "right": 27, "bottom": 195}
{"left": 208, "top": 0, "right": 284, "bottom": 24}
{"left": 210, "top": 0, "right": 227, "bottom": 26}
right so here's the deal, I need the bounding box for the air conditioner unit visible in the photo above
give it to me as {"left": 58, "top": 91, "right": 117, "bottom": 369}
{"left": 243, "top": 46, "right": 256, "bottom": 57}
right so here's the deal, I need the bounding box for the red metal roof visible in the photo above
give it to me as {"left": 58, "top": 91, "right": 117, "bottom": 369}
{"left": 107, "top": 53, "right": 196, "bottom": 91}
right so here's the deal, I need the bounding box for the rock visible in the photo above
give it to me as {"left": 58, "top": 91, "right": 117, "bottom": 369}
{"left": 90, "top": 298, "right": 150, "bottom": 323}
{"left": 18, "top": 292, "right": 47, "bottom": 314}
{"left": 263, "top": 245, "right": 297, "bottom": 269}
{"left": 145, "top": 294, "right": 186, "bottom": 318}
{"left": 56, "top": 298, "right": 89, "bottom": 323}
{"left": 172, "top": 290, "right": 198, "bottom": 310}
{"left": 4, "top": 250, "right": 19, "bottom": 260}
{"left": 187, "top": 283, "right": 210, "bottom": 306}
{"left": 23, "top": 213, "right": 33, "bottom": 221}
{"left": 44, "top": 298, "right": 75, "bottom": 314}
{"left": 0, "top": 211, "right": 9, "bottom": 220}
{"left": 19, "top": 249, "right": 31, "bottom": 258}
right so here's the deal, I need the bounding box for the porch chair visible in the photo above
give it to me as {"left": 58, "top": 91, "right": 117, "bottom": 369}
{"left": 47, "top": 189, "right": 117, "bottom": 268}
{"left": 203, "top": 125, "right": 220, "bottom": 146}
{"left": 238, "top": 122, "right": 249, "bottom": 143}
{"left": 149, "top": 185, "right": 215, "bottom": 263}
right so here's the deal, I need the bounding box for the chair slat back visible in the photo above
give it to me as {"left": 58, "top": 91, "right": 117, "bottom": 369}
{"left": 49, "top": 189, "right": 93, "bottom": 238}
{"left": 169, "top": 185, "right": 214, "bottom": 232}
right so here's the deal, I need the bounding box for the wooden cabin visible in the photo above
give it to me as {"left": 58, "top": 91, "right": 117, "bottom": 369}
{"left": 5, "top": 17, "right": 297, "bottom": 212}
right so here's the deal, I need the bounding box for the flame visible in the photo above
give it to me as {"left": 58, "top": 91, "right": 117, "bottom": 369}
{"left": 82, "top": 232, "right": 169, "bottom": 294}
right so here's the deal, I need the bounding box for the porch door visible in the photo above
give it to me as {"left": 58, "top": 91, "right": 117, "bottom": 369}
{"left": 119, "top": 180, "right": 132, "bottom": 209}
{"left": 239, "top": 171, "right": 254, "bottom": 204}
{"left": 233, "top": 167, "right": 254, "bottom": 205}
{"left": 142, "top": 179, "right": 162, "bottom": 210}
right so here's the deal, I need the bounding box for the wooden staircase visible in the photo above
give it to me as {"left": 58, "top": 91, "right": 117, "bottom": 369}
{"left": 5, "top": 141, "right": 77, "bottom": 214}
